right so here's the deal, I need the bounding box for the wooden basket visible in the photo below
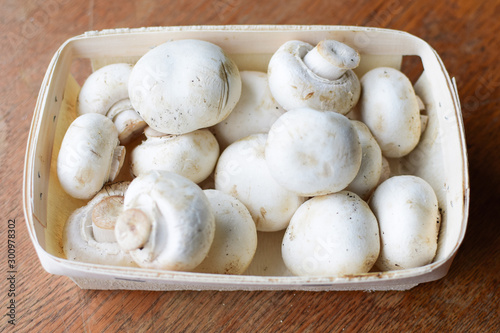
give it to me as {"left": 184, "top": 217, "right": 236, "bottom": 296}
{"left": 23, "top": 25, "right": 469, "bottom": 291}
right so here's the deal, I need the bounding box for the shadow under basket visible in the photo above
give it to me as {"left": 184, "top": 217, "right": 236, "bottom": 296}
{"left": 23, "top": 25, "right": 469, "bottom": 291}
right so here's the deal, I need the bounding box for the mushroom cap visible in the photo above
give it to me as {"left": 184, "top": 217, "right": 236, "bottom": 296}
{"left": 359, "top": 67, "right": 421, "bottom": 158}
{"left": 77, "top": 63, "right": 134, "bottom": 116}
{"left": 118, "top": 170, "right": 215, "bottom": 271}
{"left": 77, "top": 63, "right": 147, "bottom": 145}
{"left": 267, "top": 40, "right": 360, "bottom": 114}
{"left": 344, "top": 120, "right": 383, "bottom": 200}
{"left": 265, "top": 107, "right": 362, "bottom": 196}
{"left": 130, "top": 128, "right": 219, "bottom": 184}
{"left": 369, "top": 175, "right": 440, "bottom": 271}
{"left": 212, "top": 71, "right": 286, "bottom": 149}
{"left": 214, "top": 133, "right": 306, "bottom": 232}
{"left": 63, "top": 182, "right": 137, "bottom": 267}
{"left": 378, "top": 156, "right": 391, "bottom": 186}
{"left": 57, "top": 113, "right": 125, "bottom": 200}
{"left": 310, "top": 40, "right": 361, "bottom": 70}
{"left": 194, "top": 190, "right": 258, "bottom": 274}
{"left": 128, "top": 39, "right": 242, "bottom": 134}
{"left": 282, "top": 191, "right": 380, "bottom": 276}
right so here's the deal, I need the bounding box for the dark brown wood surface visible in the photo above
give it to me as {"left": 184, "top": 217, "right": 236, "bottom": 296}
{"left": 1, "top": 0, "right": 499, "bottom": 332}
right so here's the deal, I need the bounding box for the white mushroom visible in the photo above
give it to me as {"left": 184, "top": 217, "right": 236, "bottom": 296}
{"left": 128, "top": 39, "right": 242, "bottom": 135}
{"left": 359, "top": 67, "right": 421, "bottom": 158}
{"left": 214, "top": 133, "right": 306, "bottom": 232}
{"left": 369, "top": 175, "right": 441, "bottom": 271}
{"left": 77, "top": 63, "right": 147, "bottom": 144}
{"left": 282, "top": 191, "right": 380, "bottom": 276}
{"left": 212, "top": 71, "right": 286, "bottom": 149}
{"left": 416, "top": 94, "right": 429, "bottom": 135}
{"left": 345, "top": 120, "right": 383, "bottom": 200}
{"left": 114, "top": 170, "right": 215, "bottom": 271}
{"left": 267, "top": 39, "right": 361, "bottom": 114}
{"left": 378, "top": 156, "right": 391, "bottom": 185}
{"left": 130, "top": 127, "right": 219, "bottom": 184}
{"left": 265, "top": 107, "right": 362, "bottom": 197}
{"left": 63, "top": 182, "right": 137, "bottom": 267}
{"left": 194, "top": 190, "right": 258, "bottom": 275}
{"left": 57, "top": 113, "right": 126, "bottom": 200}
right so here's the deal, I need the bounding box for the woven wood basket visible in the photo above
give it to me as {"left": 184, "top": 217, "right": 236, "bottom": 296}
{"left": 23, "top": 25, "right": 469, "bottom": 291}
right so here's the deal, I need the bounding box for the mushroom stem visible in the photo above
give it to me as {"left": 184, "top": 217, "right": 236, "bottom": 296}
{"left": 416, "top": 95, "right": 428, "bottom": 135}
{"left": 303, "top": 40, "right": 360, "bottom": 80}
{"left": 108, "top": 145, "right": 126, "bottom": 182}
{"left": 143, "top": 126, "right": 171, "bottom": 138}
{"left": 108, "top": 99, "right": 147, "bottom": 145}
{"left": 114, "top": 110, "right": 147, "bottom": 144}
{"left": 416, "top": 95, "right": 426, "bottom": 111}
{"left": 91, "top": 195, "right": 124, "bottom": 243}
{"left": 115, "top": 208, "right": 152, "bottom": 252}
{"left": 420, "top": 115, "right": 429, "bottom": 135}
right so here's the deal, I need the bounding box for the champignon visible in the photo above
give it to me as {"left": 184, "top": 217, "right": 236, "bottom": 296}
{"left": 267, "top": 39, "right": 361, "bottom": 114}
{"left": 265, "top": 107, "right": 362, "bottom": 196}
{"left": 282, "top": 191, "right": 380, "bottom": 276}
{"left": 194, "top": 190, "right": 258, "bottom": 275}
{"left": 359, "top": 67, "right": 421, "bottom": 158}
{"left": 212, "top": 71, "right": 286, "bottom": 149}
{"left": 130, "top": 127, "right": 219, "bottom": 184}
{"left": 114, "top": 170, "right": 215, "bottom": 271}
{"left": 344, "top": 120, "right": 383, "bottom": 200}
{"left": 57, "top": 113, "right": 125, "bottom": 200}
{"left": 378, "top": 156, "right": 391, "bottom": 185}
{"left": 369, "top": 175, "right": 441, "bottom": 271}
{"left": 128, "top": 39, "right": 242, "bottom": 135}
{"left": 77, "top": 63, "right": 147, "bottom": 144}
{"left": 214, "top": 133, "right": 306, "bottom": 232}
{"left": 417, "top": 95, "right": 429, "bottom": 135}
{"left": 63, "top": 182, "right": 137, "bottom": 267}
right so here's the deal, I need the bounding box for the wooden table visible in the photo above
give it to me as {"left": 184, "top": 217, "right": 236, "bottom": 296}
{"left": 1, "top": 0, "right": 499, "bottom": 331}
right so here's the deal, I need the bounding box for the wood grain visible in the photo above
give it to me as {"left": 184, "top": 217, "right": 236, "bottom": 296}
{"left": 1, "top": 0, "right": 499, "bottom": 332}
